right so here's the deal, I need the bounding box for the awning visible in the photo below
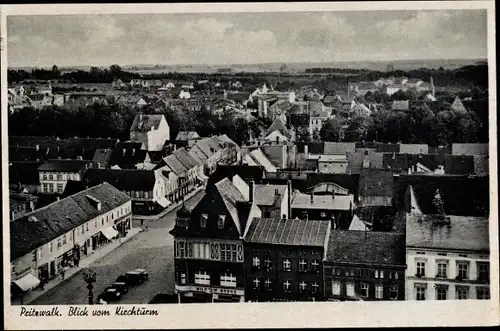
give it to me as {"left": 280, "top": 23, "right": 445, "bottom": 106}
{"left": 157, "top": 197, "right": 172, "bottom": 208}
{"left": 101, "top": 227, "right": 119, "bottom": 240}
{"left": 13, "top": 273, "right": 40, "bottom": 291}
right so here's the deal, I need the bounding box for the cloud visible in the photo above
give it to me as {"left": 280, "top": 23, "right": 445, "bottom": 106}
{"left": 6, "top": 10, "right": 488, "bottom": 67}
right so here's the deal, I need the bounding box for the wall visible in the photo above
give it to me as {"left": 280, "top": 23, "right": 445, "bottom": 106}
{"left": 39, "top": 171, "right": 81, "bottom": 194}
{"left": 318, "top": 161, "right": 348, "bottom": 174}
{"left": 405, "top": 247, "right": 490, "bottom": 300}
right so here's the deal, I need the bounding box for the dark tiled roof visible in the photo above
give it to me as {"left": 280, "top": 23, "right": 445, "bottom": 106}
{"left": 83, "top": 169, "right": 156, "bottom": 191}
{"left": 376, "top": 143, "right": 401, "bottom": 153}
{"left": 406, "top": 214, "right": 489, "bottom": 251}
{"left": 393, "top": 174, "right": 489, "bottom": 216}
{"left": 265, "top": 117, "right": 292, "bottom": 139}
{"left": 261, "top": 145, "right": 286, "bottom": 168}
{"left": 92, "top": 149, "right": 113, "bottom": 166}
{"left": 8, "top": 136, "right": 59, "bottom": 148}
{"left": 452, "top": 143, "right": 488, "bottom": 156}
{"left": 163, "top": 153, "right": 188, "bottom": 177}
{"left": 61, "top": 180, "right": 86, "bottom": 197}
{"left": 10, "top": 182, "right": 131, "bottom": 261}
{"left": 245, "top": 217, "right": 330, "bottom": 247}
{"left": 8, "top": 146, "right": 51, "bottom": 162}
{"left": 173, "top": 148, "right": 200, "bottom": 169}
{"left": 444, "top": 155, "right": 475, "bottom": 175}
{"left": 206, "top": 165, "right": 265, "bottom": 192}
{"left": 254, "top": 184, "right": 287, "bottom": 206}
{"left": 9, "top": 161, "right": 43, "bottom": 185}
{"left": 38, "top": 159, "right": 92, "bottom": 172}
{"left": 326, "top": 230, "right": 405, "bottom": 266}
{"left": 324, "top": 142, "right": 356, "bottom": 155}
{"left": 175, "top": 131, "right": 199, "bottom": 141}
{"left": 359, "top": 168, "right": 393, "bottom": 198}
{"left": 108, "top": 147, "right": 149, "bottom": 169}
{"left": 215, "top": 178, "right": 247, "bottom": 235}
{"left": 130, "top": 114, "right": 166, "bottom": 132}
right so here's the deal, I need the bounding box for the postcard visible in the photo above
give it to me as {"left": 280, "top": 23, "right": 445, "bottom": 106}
{"left": 1, "top": 1, "right": 498, "bottom": 329}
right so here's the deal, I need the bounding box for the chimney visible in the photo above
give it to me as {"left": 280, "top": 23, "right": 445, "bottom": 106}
{"left": 35, "top": 144, "right": 40, "bottom": 151}
{"left": 304, "top": 144, "right": 309, "bottom": 156}
{"left": 249, "top": 180, "right": 255, "bottom": 204}
{"left": 123, "top": 148, "right": 126, "bottom": 156}
{"left": 331, "top": 215, "right": 336, "bottom": 230}
{"left": 310, "top": 191, "right": 314, "bottom": 204}
{"left": 139, "top": 113, "right": 143, "bottom": 120}
{"left": 287, "top": 180, "right": 292, "bottom": 217}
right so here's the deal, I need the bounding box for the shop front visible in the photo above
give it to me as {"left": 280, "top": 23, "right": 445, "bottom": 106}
{"left": 175, "top": 284, "right": 244, "bottom": 303}
{"left": 115, "top": 217, "right": 132, "bottom": 237}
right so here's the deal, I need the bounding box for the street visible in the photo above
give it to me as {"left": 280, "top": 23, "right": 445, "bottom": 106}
{"left": 31, "top": 190, "right": 205, "bottom": 305}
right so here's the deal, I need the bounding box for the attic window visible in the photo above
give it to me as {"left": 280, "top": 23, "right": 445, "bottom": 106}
{"left": 200, "top": 214, "right": 208, "bottom": 228}
{"left": 218, "top": 215, "right": 226, "bottom": 229}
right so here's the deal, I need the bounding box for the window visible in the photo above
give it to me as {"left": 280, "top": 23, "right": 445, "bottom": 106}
{"left": 311, "top": 282, "right": 319, "bottom": 293}
{"left": 360, "top": 283, "right": 369, "bottom": 298}
{"left": 476, "top": 287, "right": 490, "bottom": 300}
{"left": 416, "top": 261, "right": 426, "bottom": 277}
{"left": 436, "top": 285, "right": 448, "bottom": 300}
{"left": 179, "top": 242, "right": 186, "bottom": 258}
{"left": 264, "top": 258, "right": 272, "bottom": 271}
{"left": 86, "top": 223, "right": 89, "bottom": 232}
{"left": 49, "top": 183, "right": 55, "bottom": 193}
{"left": 80, "top": 225, "right": 84, "bottom": 234}
{"left": 253, "top": 278, "right": 260, "bottom": 289}
{"left": 375, "top": 270, "right": 379, "bottom": 278}
{"left": 56, "top": 183, "right": 64, "bottom": 193}
{"left": 299, "top": 281, "right": 307, "bottom": 292}
{"left": 49, "top": 242, "right": 53, "bottom": 253}
{"left": 94, "top": 219, "right": 97, "bottom": 228}
{"left": 389, "top": 286, "right": 398, "bottom": 300}
{"left": 253, "top": 256, "right": 260, "bottom": 269}
{"left": 375, "top": 285, "right": 383, "bottom": 299}
{"left": 456, "top": 262, "right": 469, "bottom": 280}
{"left": 62, "top": 234, "right": 67, "bottom": 245}
{"left": 311, "top": 260, "right": 319, "bottom": 273}
{"left": 57, "top": 237, "right": 62, "bottom": 248}
{"left": 345, "top": 268, "right": 350, "bottom": 277}
{"left": 145, "top": 192, "right": 149, "bottom": 199}
{"left": 57, "top": 174, "right": 63, "bottom": 180}
{"left": 415, "top": 284, "right": 426, "bottom": 300}
{"left": 346, "top": 282, "right": 355, "bottom": 297}
{"left": 264, "top": 279, "right": 272, "bottom": 290}
{"left": 180, "top": 273, "right": 186, "bottom": 284}
{"left": 436, "top": 261, "right": 448, "bottom": 278}
{"left": 220, "top": 273, "right": 237, "bottom": 287}
{"left": 220, "top": 244, "right": 237, "bottom": 262}
{"left": 135, "top": 191, "right": 140, "bottom": 198}
{"left": 380, "top": 270, "right": 384, "bottom": 279}
{"left": 284, "top": 280, "right": 292, "bottom": 292}
{"left": 395, "top": 272, "right": 399, "bottom": 280}
{"left": 101, "top": 218, "right": 104, "bottom": 226}
{"left": 283, "top": 259, "right": 291, "bottom": 272}
{"left": 42, "top": 174, "right": 48, "bottom": 181}
{"left": 200, "top": 214, "right": 207, "bottom": 228}
{"left": 194, "top": 271, "right": 210, "bottom": 285}
{"left": 335, "top": 268, "right": 341, "bottom": 276}
{"left": 42, "top": 183, "right": 49, "bottom": 192}
{"left": 477, "top": 262, "right": 489, "bottom": 282}
{"left": 218, "top": 215, "right": 226, "bottom": 229}
{"left": 299, "top": 260, "right": 307, "bottom": 272}
{"left": 456, "top": 286, "right": 469, "bottom": 300}
{"left": 332, "top": 281, "right": 341, "bottom": 295}
{"left": 358, "top": 269, "right": 365, "bottom": 277}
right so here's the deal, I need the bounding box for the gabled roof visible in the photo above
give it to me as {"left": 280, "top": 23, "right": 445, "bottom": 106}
{"left": 326, "top": 230, "right": 405, "bottom": 266}
{"left": 406, "top": 214, "right": 489, "bottom": 251}
{"left": 450, "top": 96, "right": 467, "bottom": 113}
{"left": 108, "top": 146, "right": 149, "bottom": 170}
{"left": 348, "top": 215, "right": 370, "bottom": 231}
{"left": 10, "top": 182, "right": 131, "bottom": 261}
{"left": 400, "top": 144, "right": 428, "bottom": 155}
{"left": 92, "top": 149, "right": 113, "bottom": 166}
{"left": 38, "top": 159, "right": 92, "bottom": 172}
{"left": 130, "top": 114, "right": 166, "bottom": 132}
{"left": 266, "top": 116, "right": 292, "bottom": 139}
{"left": 173, "top": 147, "right": 200, "bottom": 170}
{"left": 215, "top": 178, "right": 247, "bottom": 235}
{"left": 245, "top": 217, "right": 330, "bottom": 247}
{"left": 246, "top": 149, "right": 278, "bottom": 172}
{"left": 163, "top": 153, "right": 188, "bottom": 177}
{"left": 175, "top": 131, "right": 200, "bottom": 141}
{"left": 83, "top": 168, "right": 157, "bottom": 191}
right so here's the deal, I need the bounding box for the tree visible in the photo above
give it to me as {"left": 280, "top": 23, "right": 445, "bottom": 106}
{"left": 344, "top": 116, "right": 371, "bottom": 142}
{"left": 109, "top": 64, "right": 122, "bottom": 78}
{"left": 319, "top": 118, "right": 342, "bottom": 142}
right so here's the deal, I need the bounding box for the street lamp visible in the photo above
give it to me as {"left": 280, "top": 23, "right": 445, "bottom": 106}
{"left": 83, "top": 269, "right": 97, "bottom": 305}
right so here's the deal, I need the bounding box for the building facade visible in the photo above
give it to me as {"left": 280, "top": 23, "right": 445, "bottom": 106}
{"left": 130, "top": 114, "right": 171, "bottom": 151}
{"left": 38, "top": 159, "right": 93, "bottom": 194}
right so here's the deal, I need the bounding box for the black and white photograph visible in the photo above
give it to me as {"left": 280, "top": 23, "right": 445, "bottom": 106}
{"left": 1, "top": 1, "right": 498, "bottom": 329}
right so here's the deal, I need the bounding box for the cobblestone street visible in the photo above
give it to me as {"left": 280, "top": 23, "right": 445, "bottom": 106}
{"left": 30, "top": 190, "right": 205, "bottom": 305}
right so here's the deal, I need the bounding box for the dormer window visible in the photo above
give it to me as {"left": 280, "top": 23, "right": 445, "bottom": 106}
{"left": 200, "top": 214, "right": 208, "bottom": 229}
{"left": 218, "top": 215, "right": 226, "bottom": 229}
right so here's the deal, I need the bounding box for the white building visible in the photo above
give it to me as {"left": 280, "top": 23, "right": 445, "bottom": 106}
{"left": 38, "top": 159, "right": 94, "bottom": 194}
{"left": 10, "top": 183, "right": 133, "bottom": 297}
{"left": 130, "top": 114, "right": 171, "bottom": 152}
{"left": 404, "top": 187, "right": 490, "bottom": 301}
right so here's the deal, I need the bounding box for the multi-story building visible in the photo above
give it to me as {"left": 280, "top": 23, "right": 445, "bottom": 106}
{"left": 169, "top": 177, "right": 261, "bottom": 303}
{"left": 130, "top": 114, "right": 171, "bottom": 151}
{"left": 10, "top": 183, "right": 132, "bottom": 299}
{"left": 83, "top": 169, "right": 168, "bottom": 215}
{"left": 243, "top": 217, "right": 331, "bottom": 302}
{"left": 37, "top": 159, "right": 93, "bottom": 194}
{"left": 324, "top": 230, "right": 406, "bottom": 301}
{"left": 405, "top": 212, "right": 490, "bottom": 300}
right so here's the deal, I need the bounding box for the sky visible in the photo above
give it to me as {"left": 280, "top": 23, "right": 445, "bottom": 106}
{"left": 6, "top": 10, "right": 487, "bottom": 67}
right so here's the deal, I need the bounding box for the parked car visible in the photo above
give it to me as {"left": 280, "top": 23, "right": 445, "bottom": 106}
{"left": 124, "top": 269, "right": 149, "bottom": 285}
{"left": 115, "top": 275, "right": 133, "bottom": 286}
{"left": 105, "top": 282, "right": 128, "bottom": 295}
{"left": 97, "top": 287, "right": 122, "bottom": 303}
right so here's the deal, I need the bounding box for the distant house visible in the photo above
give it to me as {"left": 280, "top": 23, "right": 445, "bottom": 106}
{"left": 265, "top": 116, "right": 295, "bottom": 143}
{"left": 130, "top": 114, "right": 170, "bottom": 151}
{"left": 83, "top": 168, "right": 168, "bottom": 215}
{"left": 130, "top": 79, "right": 142, "bottom": 87}
{"left": 348, "top": 82, "right": 379, "bottom": 96}
{"left": 242, "top": 149, "right": 278, "bottom": 173}
{"left": 391, "top": 100, "right": 410, "bottom": 111}
{"left": 317, "top": 155, "right": 349, "bottom": 174}
{"left": 37, "top": 159, "right": 93, "bottom": 194}
{"left": 358, "top": 168, "right": 393, "bottom": 207}
{"left": 450, "top": 96, "right": 468, "bottom": 113}
{"left": 451, "top": 143, "right": 488, "bottom": 156}
{"left": 112, "top": 79, "right": 126, "bottom": 89}
{"left": 165, "top": 82, "right": 175, "bottom": 89}
{"left": 175, "top": 131, "right": 201, "bottom": 147}
{"left": 352, "top": 103, "right": 372, "bottom": 117}
{"left": 189, "top": 137, "right": 225, "bottom": 175}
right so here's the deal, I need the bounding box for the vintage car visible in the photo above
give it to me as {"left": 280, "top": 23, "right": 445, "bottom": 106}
{"left": 97, "top": 287, "right": 122, "bottom": 303}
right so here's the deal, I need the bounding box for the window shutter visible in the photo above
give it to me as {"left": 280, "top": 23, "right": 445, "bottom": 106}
{"left": 237, "top": 245, "right": 243, "bottom": 262}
